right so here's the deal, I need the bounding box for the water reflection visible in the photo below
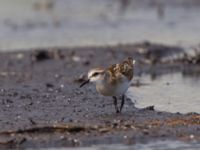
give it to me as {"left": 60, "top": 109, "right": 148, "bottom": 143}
{"left": 128, "top": 73, "right": 200, "bottom": 113}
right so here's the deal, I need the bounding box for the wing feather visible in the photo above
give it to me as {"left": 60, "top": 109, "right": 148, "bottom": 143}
{"left": 107, "top": 57, "right": 134, "bottom": 83}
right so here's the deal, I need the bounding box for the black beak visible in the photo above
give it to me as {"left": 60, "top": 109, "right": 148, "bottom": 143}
{"left": 80, "top": 79, "right": 90, "bottom": 88}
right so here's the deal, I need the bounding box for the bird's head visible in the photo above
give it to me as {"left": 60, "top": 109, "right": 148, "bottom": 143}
{"left": 80, "top": 68, "right": 105, "bottom": 87}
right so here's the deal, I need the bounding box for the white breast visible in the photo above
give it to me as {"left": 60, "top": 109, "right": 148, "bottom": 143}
{"left": 96, "top": 79, "right": 131, "bottom": 96}
{"left": 114, "top": 80, "right": 130, "bottom": 96}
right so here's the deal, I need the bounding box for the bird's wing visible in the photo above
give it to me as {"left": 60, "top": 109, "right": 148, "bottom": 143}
{"left": 107, "top": 57, "right": 134, "bottom": 83}
{"left": 119, "top": 57, "right": 134, "bottom": 81}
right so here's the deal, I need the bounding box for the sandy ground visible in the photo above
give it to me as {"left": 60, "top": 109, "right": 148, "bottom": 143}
{"left": 0, "top": 43, "right": 199, "bottom": 149}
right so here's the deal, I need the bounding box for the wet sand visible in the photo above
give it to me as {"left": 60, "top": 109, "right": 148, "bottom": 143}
{"left": 0, "top": 43, "right": 199, "bottom": 149}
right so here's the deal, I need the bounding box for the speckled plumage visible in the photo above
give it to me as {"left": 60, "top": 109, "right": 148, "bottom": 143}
{"left": 80, "top": 57, "right": 135, "bottom": 113}
{"left": 107, "top": 57, "right": 134, "bottom": 83}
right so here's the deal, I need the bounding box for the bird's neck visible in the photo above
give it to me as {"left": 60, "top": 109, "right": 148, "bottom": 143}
{"left": 95, "top": 72, "right": 110, "bottom": 86}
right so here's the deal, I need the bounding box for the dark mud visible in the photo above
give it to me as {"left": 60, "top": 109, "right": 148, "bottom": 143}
{"left": 0, "top": 43, "right": 199, "bottom": 149}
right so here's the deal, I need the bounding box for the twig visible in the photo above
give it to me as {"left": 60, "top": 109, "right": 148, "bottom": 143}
{"left": 0, "top": 124, "right": 94, "bottom": 135}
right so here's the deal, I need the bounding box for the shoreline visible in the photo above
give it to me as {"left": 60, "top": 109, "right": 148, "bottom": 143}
{"left": 0, "top": 42, "right": 199, "bottom": 148}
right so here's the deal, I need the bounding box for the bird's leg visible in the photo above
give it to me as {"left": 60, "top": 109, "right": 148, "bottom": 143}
{"left": 119, "top": 94, "right": 125, "bottom": 113}
{"left": 113, "top": 96, "right": 119, "bottom": 113}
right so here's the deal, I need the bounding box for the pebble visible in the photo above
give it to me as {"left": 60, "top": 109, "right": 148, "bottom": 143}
{"left": 72, "top": 56, "right": 81, "bottom": 62}
{"left": 16, "top": 53, "right": 24, "bottom": 59}
{"left": 60, "top": 84, "right": 64, "bottom": 88}
{"left": 190, "top": 134, "right": 194, "bottom": 139}
{"left": 54, "top": 74, "right": 60, "bottom": 78}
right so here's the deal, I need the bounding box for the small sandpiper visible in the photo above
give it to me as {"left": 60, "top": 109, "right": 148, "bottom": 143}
{"left": 80, "top": 57, "right": 135, "bottom": 113}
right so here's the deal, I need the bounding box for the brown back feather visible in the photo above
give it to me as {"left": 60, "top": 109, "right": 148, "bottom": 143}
{"left": 107, "top": 57, "right": 134, "bottom": 83}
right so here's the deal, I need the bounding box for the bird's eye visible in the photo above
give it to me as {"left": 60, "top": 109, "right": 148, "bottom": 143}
{"left": 92, "top": 72, "right": 99, "bottom": 77}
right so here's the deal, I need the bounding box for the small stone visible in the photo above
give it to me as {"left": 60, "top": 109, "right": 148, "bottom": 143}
{"left": 72, "top": 56, "right": 81, "bottom": 62}
{"left": 48, "top": 88, "right": 54, "bottom": 92}
{"left": 33, "top": 50, "right": 51, "bottom": 62}
{"left": 124, "top": 135, "right": 128, "bottom": 139}
{"left": 60, "top": 84, "right": 64, "bottom": 88}
{"left": 143, "top": 129, "right": 149, "bottom": 135}
{"left": 69, "top": 119, "right": 73, "bottom": 122}
{"left": 45, "top": 93, "right": 50, "bottom": 98}
{"left": 83, "top": 60, "right": 90, "bottom": 65}
{"left": 190, "top": 134, "right": 194, "bottom": 139}
{"left": 0, "top": 72, "right": 8, "bottom": 76}
{"left": 54, "top": 74, "right": 60, "bottom": 78}
{"left": 0, "top": 89, "right": 5, "bottom": 92}
{"left": 73, "top": 139, "right": 79, "bottom": 143}
{"left": 46, "top": 83, "right": 54, "bottom": 87}
{"left": 143, "top": 105, "right": 154, "bottom": 111}
{"left": 99, "top": 127, "right": 110, "bottom": 133}
{"left": 16, "top": 53, "right": 24, "bottom": 59}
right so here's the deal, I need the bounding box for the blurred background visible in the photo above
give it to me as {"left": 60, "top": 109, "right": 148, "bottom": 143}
{"left": 0, "top": 1, "right": 200, "bottom": 149}
{"left": 0, "top": 0, "right": 200, "bottom": 51}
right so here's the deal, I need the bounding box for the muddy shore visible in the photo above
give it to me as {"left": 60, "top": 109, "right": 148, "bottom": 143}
{"left": 0, "top": 43, "right": 199, "bottom": 149}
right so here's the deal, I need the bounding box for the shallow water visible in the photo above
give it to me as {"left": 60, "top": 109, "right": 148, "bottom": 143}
{"left": 33, "top": 140, "right": 200, "bottom": 150}
{"left": 128, "top": 73, "right": 200, "bottom": 113}
{"left": 0, "top": 0, "right": 200, "bottom": 51}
